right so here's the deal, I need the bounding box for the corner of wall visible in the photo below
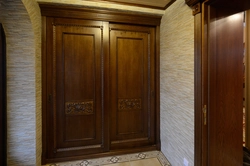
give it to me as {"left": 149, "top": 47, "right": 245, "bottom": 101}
{"left": 0, "top": 0, "right": 39, "bottom": 165}
{"left": 22, "top": 0, "right": 42, "bottom": 165}
{"left": 160, "top": 0, "right": 195, "bottom": 165}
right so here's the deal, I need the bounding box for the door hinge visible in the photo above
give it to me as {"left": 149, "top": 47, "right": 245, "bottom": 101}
{"left": 203, "top": 105, "right": 207, "bottom": 125}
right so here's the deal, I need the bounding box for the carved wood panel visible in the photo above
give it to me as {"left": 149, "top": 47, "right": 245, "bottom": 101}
{"left": 118, "top": 98, "right": 142, "bottom": 110}
{"left": 65, "top": 101, "right": 94, "bottom": 115}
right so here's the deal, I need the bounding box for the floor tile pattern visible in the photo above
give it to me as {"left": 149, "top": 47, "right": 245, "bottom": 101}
{"left": 45, "top": 151, "right": 171, "bottom": 166}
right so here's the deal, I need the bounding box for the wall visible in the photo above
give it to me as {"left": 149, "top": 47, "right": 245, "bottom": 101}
{"left": 0, "top": 0, "right": 164, "bottom": 165}
{"left": 22, "top": 0, "right": 42, "bottom": 165}
{"left": 0, "top": 0, "right": 195, "bottom": 165}
{"left": 0, "top": 0, "right": 36, "bottom": 165}
{"left": 160, "top": 0, "right": 195, "bottom": 165}
{"left": 0, "top": 0, "right": 41, "bottom": 165}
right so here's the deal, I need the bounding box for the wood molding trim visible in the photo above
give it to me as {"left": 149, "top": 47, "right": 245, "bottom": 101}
{"left": 82, "top": 0, "right": 175, "bottom": 10}
{"left": 185, "top": 0, "right": 203, "bottom": 16}
{"left": 192, "top": 3, "right": 201, "bottom": 16}
{"left": 39, "top": 4, "right": 162, "bottom": 26}
{"left": 245, "top": 10, "right": 250, "bottom": 149}
{"left": 44, "top": 146, "right": 157, "bottom": 164}
{"left": 41, "top": 16, "right": 48, "bottom": 165}
{"left": 185, "top": 0, "right": 202, "bottom": 7}
{"left": 156, "top": 25, "right": 161, "bottom": 150}
{"left": 194, "top": 12, "right": 202, "bottom": 166}
{"left": 0, "top": 23, "right": 6, "bottom": 166}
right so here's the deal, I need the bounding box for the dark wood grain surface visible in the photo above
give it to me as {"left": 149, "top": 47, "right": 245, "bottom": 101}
{"left": 0, "top": 23, "right": 6, "bottom": 166}
{"left": 41, "top": 6, "right": 160, "bottom": 164}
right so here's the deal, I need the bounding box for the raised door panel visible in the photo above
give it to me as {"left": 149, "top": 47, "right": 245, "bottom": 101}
{"left": 109, "top": 24, "right": 156, "bottom": 149}
{"left": 46, "top": 18, "right": 108, "bottom": 158}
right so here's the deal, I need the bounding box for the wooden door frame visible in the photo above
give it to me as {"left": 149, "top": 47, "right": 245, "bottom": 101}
{"left": 185, "top": 1, "right": 204, "bottom": 165}
{"left": 0, "top": 23, "right": 6, "bottom": 166}
{"left": 186, "top": 0, "right": 250, "bottom": 165}
{"left": 245, "top": 10, "right": 250, "bottom": 149}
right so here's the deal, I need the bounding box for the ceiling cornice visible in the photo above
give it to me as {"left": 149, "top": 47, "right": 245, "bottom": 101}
{"left": 86, "top": 0, "right": 176, "bottom": 10}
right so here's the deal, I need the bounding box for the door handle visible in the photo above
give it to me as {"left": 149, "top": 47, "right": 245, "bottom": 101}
{"left": 203, "top": 105, "right": 207, "bottom": 125}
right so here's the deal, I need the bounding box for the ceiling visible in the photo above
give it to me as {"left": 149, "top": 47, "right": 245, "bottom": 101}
{"left": 87, "top": 0, "right": 176, "bottom": 10}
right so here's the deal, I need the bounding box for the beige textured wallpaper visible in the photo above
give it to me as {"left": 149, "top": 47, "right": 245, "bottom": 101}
{"left": 160, "top": 0, "right": 195, "bottom": 165}
{"left": 0, "top": 0, "right": 38, "bottom": 165}
{"left": 22, "top": 0, "right": 42, "bottom": 165}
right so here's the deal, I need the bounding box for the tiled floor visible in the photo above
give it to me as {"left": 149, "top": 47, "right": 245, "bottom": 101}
{"left": 103, "top": 158, "right": 162, "bottom": 166}
{"left": 45, "top": 151, "right": 171, "bottom": 166}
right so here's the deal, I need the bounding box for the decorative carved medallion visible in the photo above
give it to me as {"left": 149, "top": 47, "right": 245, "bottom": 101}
{"left": 65, "top": 101, "right": 94, "bottom": 115}
{"left": 118, "top": 99, "right": 141, "bottom": 110}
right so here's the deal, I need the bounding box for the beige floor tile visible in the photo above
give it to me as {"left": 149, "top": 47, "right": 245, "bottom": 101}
{"left": 103, "top": 161, "right": 131, "bottom": 166}
{"left": 44, "top": 151, "right": 171, "bottom": 166}
{"left": 130, "top": 158, "right": 162, "bottom": 166}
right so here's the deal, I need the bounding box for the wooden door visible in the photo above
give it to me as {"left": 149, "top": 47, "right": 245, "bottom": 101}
{"left": 41, "top": 5, "right": 161, "bottom": 164}
{"left": 202, "top": 4, "right": 244, "bottom": 165}
{"left": 109, "top": 24, "right": 156, "bottom": 149}
{"left": 44, "top": 18, "right": 109, "bottom": 159}
{"left": 0, "top": 23, "right": 6, "bottom": 166}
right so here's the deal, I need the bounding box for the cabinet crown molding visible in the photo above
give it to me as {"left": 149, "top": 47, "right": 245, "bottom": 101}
{"left": 39, "top": 3, "right": 162, "bottom": 26}
{"left": 185, "top": 0, "right": 202, "bottom": 7}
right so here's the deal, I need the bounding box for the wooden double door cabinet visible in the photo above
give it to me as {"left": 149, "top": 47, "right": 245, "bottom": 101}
{"left": 41, "top": 5, "right": 160, "bottom": 163}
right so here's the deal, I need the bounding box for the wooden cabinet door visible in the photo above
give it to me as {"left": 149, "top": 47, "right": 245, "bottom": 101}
{"left": 109, "top": 24, "right": 156, "bottom": 149}
{"left": 45, "top": 18, "right": 109, "bottom": 158}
